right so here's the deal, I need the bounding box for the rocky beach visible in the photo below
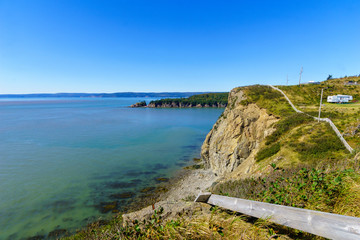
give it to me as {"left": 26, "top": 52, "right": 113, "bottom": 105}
{"left": 122, "top": 167, "right": 219, "bottom": 225}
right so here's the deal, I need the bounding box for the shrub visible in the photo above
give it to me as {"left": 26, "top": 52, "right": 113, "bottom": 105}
{"left": 289, "top": 123, "right": 346, "bottom": 162}
{"left": 212, "top": 167, "right": 359, "bottom": 214}
{"left": 265, "top": 113, "right": 313, "bottom": 145}
{"left": 256, "top": 142, "right": 280, "bottom": 161}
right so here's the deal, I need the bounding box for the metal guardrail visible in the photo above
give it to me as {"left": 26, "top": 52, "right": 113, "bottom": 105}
{"left": 268, "top": 85, "right": 354, "bottom": 153}
{"left": 195, "top": 193, "right": 360, "bottom": 240}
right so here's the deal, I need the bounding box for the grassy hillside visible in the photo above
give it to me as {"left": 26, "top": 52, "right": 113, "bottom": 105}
{"left": 278, "top": 76, "right": 360, "bottom": 148}
{"left": 278, "top": 76, "right": 360, "bottom": 107}
{"left": 213, "top": 160, "right": 360, "bottom": 216}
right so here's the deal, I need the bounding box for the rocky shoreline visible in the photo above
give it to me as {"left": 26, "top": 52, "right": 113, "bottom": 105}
{"left": 122, "top": 166, "right": 219, "bottom": 224}
{"left": 31, "top": 162, "right": 216, "bottom": 240}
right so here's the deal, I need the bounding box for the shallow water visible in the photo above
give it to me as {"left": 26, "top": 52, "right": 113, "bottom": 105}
{"left": 0, "top": 98, "right": 223, "bottom": 239}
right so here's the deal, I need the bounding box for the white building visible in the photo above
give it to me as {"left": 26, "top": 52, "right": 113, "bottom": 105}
{"left": 327, "top": 95, "right": 353, "bottom": 103}
{"left": 308, "top": 81, "right": 321, "bottom": 84}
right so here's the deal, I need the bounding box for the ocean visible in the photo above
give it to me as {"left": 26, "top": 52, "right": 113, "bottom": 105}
{"left": 0, "top": 98, "right": 223, "bottom": 239}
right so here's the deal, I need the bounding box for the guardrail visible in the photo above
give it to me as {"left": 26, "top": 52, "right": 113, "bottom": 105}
{"left": 268, "top": 85, "right": 353, "bottom": 153}
{"left": 195, "top": 193, "right": 360, "bottom": 240}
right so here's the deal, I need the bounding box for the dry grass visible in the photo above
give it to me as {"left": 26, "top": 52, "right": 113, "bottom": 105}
{"left": 334, "top": 176, "right": 360, "bottom": 217}
{"left": 63, "top": 207, "right": 296, "bottom": 240}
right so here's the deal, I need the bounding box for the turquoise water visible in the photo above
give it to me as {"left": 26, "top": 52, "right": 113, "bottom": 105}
{"left": 0, "top": 98, "right": 223, "bottom": 239}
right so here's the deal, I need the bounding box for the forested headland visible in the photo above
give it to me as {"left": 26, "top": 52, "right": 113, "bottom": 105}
{"left": 131, "top": 93, "right": 228, "bottom": 108}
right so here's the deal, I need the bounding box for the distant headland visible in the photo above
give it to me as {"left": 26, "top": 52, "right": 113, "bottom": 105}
{"left": 0, "top": 92, "right": 214, "bottom": 99}
{"left": 130, "top": 93, "right": 229, "bottom": 108}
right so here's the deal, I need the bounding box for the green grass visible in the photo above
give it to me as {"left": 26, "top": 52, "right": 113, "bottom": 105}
{"left": 325, "top": 103, "right": 360, "bottom": 108}
{"left": 211, "top": 156, "right": 360, "bottom": 239}
{"left": 278, "top": 76, "right": 360, "bottom": 149}
{"left": 240, "top": 85, "right": 294, "bottom": 117}
{"left": 278, "top": 76, "right": 360, "bottom": 108}
{"left": 256, "top": 142, "right": 281, "bottom": 161}
{"left": 265, "top": 113, "right": 313, "bottom": 145}
{"left": 212, "top": 164, "right": 360, "bottom": 215}
{"left": 288, "top": 123, "right": 347, "bottom": 162}
{"left": 254, "top": 114, "right": 346, "bottom": 164}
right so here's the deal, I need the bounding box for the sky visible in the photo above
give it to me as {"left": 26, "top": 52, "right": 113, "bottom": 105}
{"left": 0, "top": 0, "right": 359, "bottom": 94}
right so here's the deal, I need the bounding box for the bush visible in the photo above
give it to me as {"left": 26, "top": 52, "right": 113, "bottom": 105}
{"left": 265, "top": 113, "right": 313, "bottom": 145}
{"left": 256, "top": 142, "right": 280, "bottom": 161}
{"left": 289, "top": 124, "right": 346, "bottom": 161}
{"left": 212, "top": 167, "right": 359, "bottom": 214}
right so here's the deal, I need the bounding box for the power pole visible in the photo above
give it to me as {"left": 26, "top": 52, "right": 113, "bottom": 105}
{"left": 299, "top": 67, "right": 303, "bottom": 86}
{"left": 286, "top": 74, "right": 288, "bottom": 85}
{"left": 318, "top": 88, "right": 324, "bottom": 122}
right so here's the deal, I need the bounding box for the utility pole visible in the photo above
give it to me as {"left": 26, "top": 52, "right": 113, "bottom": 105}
{"left": 299, "top": 67, "right": 303, "bottom": 86}
{"left": 286, "top": 74, "right": 288, "bottom": 85}
{"left": 318, "top": 88, "right": 324, "bottom": 122}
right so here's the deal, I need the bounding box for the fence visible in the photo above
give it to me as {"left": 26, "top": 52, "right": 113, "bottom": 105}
{"left": 195, "top": 193, "right": 360, "bottom": 240}
{"left": 268, "top": 85, "right": 353, "bottom": 153}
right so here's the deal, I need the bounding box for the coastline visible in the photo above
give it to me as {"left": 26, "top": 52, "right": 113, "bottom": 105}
{"left": 110, "top": 156, "right": 217, "bottom": 221}
{"left": 122, "top": 166, "right": 218, "bottom": 224}
{"left": 57, "top": 161, "right": 219, "bottom": 239}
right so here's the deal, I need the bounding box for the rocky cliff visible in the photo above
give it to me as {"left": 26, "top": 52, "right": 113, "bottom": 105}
{"left": 130, "top": 101, "right": 147, "bottom": 108}
{"left": 201, "top": 87, "right": 278, "bottom": 177}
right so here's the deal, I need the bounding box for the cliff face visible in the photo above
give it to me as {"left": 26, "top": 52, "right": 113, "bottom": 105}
{"left": 201, "top": 88, "right": 278, "bottom": 176}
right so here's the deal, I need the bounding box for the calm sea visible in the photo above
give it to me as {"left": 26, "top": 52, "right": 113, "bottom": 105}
{"left": 0, "top": 98, "right": 223, "bottom": 239}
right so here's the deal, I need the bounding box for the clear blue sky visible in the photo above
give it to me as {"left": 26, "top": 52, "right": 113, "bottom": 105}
{"left": 0, "top": 0, "right": 359, "bottom": 94}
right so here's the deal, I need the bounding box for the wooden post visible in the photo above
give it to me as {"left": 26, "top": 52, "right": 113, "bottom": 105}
{"left": 318, "top": 88, "right": 323, "bottom": 122}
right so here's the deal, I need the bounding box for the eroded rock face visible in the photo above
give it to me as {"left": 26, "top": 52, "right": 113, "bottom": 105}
{"left": 201, "top": 88, "right": 278, "bottom": 175}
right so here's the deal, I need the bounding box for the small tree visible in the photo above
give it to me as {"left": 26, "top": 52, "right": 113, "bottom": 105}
{"left": 327, "top": 74, "right": 333, "bottom": 80}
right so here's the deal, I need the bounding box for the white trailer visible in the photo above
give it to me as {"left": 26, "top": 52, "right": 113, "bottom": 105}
{"left": 327, "top": 95, "right": 353, "bottom": 103}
